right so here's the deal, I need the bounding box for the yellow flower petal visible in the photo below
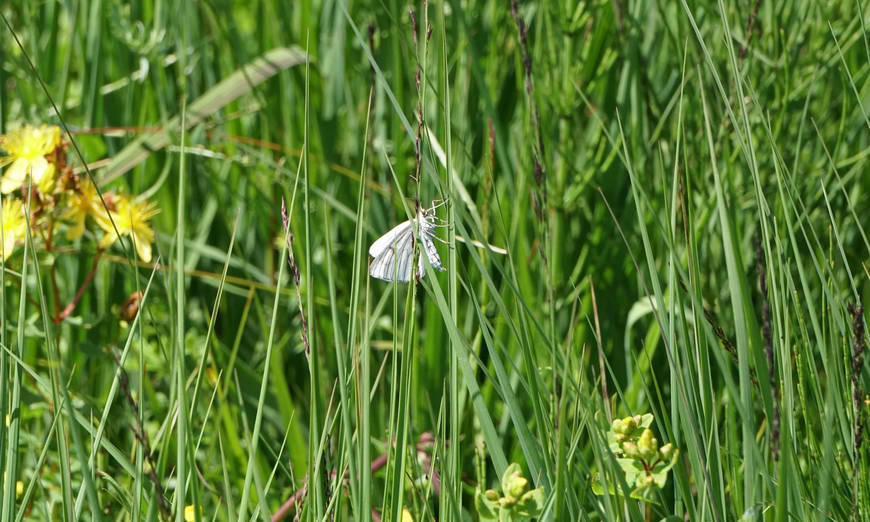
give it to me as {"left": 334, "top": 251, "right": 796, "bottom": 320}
{"left": 1, "top": 124, "right": 60, "bottom": 158}
{"left": 65, "top": 214, "right": 86, "bottom": 241}
{"left": 0, "top": 231, "right": 14, "bottom": 259}
{"left": 0, "top": 197, "right": 26, "bottom": 260}
{"left": 0, "top": 125, "right": 62, "bottom": 195}
{"left": 92, "top": 194, "right": 159, "bottom": 262}
{"left": 99, "top": 228, "right": 120, "bottom": 250}
{"left": 32, "top": 157, "right": 57, "bottom": 194}
{"left": 133, "top": 232, "right": 152, "bottom": 263}
{"left": 28, "top": 156, "right": 49, "bottom": 183}
{"left": 1, "top": 158, "right": 29, "bottom": 194}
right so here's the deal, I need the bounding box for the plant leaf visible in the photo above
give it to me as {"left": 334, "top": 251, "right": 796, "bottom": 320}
{"left": 651, "top": 449, "right": 680, "bottom": 488}
{"left": 514, "top": 487, "right": 546, "bottom": 518}
{"left": 474, "top": 489, "right": 500, "bottom": 521}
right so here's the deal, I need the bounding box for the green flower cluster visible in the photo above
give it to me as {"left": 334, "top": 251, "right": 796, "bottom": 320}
{"left": 597, "top": 413, "right": 679, "bottom": 502}
{"left": 474, "top": 463, "right": 545, "bottom": 521}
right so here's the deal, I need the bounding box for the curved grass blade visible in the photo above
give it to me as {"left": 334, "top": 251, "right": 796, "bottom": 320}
{"left": 98, "top": 46, "right": 308, "bottom": 185}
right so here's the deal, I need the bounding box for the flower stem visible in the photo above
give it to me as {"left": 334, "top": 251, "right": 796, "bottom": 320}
{"left": 53, "top": 250, "right": 102, "bottom": 323}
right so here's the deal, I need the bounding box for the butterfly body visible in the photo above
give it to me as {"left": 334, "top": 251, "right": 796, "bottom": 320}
{"left": 369, "top": 207, "right": 444, "bottom": 282}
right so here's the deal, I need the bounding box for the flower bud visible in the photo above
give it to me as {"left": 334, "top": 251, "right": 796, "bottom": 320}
{"left": 659, "top": 443, "right": 674, "bottom": 460}
{"left": 612, "top": 419, "right": 624, "bottom": 433}
{"left": 621, "top": 442, "right": 639, "bottom": 458}
{"left": 641, "top": 473, "right": 655, "bottom": 488}
{"left": 485, "top": 489, "right": 500, "bottom": 501}
{"left": 504, "top": 470, "right": 529, "bottom": 498}
{"left": 637, "top": 429, "right": 658, "bottom": 460}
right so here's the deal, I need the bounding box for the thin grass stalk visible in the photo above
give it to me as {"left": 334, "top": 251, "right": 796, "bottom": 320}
{"left": 0, "top": 192, "right": 8, "bottom": 522}
{"left": 301, "top": 33, "right": 326, "bottom": 521}
{"left": 322, "top": 205, "right": 359, "bottom": 519}
{"left": 332, "top": 85, "right": 375, "bottom": 522}
{"left": 173, "top": 102, "right": 190, "bottom": 522}
{"left": 435, "top": 4, "right": 461, "bottom": 522}
{"left": 355, "top": 77, "right": 376, "bottom": 518}
{"left": 1, "top": 190, "right": 27, "bottom": 522}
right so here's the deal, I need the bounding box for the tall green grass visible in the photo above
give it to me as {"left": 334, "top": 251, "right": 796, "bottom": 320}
{"left": 0, "top": 0, "right": 868, "bottom": 520}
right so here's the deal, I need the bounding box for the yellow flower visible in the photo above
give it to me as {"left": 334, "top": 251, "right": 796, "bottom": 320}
{"left": 183, "top": 504, "right": 197, "bottom": 522}
{"left": 95, "top": 194, "right": 159, "bottom": 262}
{"left": 0, "top": 197, "right": 26, "bottom": 260}
{"left": 401, "top": 509, "right": 414, "bottom": 522}
{"left": 0, "top": 124, "right": 61, "bottom": 194}
{"left": 63, "top": 180, "right": 99, "bottom": 240}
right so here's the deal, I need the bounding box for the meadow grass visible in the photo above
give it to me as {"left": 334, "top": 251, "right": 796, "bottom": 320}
{"left": 0, "top": 0, "right": 868, "bottom": 521}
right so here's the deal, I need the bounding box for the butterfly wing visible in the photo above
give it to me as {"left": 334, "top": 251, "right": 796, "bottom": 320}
{"left": 369, "top": 225, "right": 416, "bottom": 282}
{"left": 369, "top": 220, "right": 412, "bottom": 258}
{"left": 370, "top": 209, "right": 445, "bottom": 282}
{"left": 417, "top": 231, "right": 444, "bottom": 278}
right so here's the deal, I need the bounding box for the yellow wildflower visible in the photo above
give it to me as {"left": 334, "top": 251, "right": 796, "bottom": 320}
{"left": 401, "top": 509, "right": 414, "bottom": 522}
{"left": 0, "top": 197, "right": 26, "bottom": 260}
{"left": 0, "top": 124, "right": 61, "bottom": 194}
{"left": 95, "top": 194, "right": 159, "bottom": 262}
{"left": 63, "top": 180, "right": 99, "bottom": 240}
{"left": 183, "top": 504, "right": 198, "bottom": 522}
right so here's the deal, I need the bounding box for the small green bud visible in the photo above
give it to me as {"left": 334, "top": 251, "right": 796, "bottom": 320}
{"left": 659, "top": 443, "right": 674, "bottom": 460}
{"left": 633, "top": 415, "right": 642, "bottom": 427}
{"left": 624, "top": 416, "right": 638, "bottom": 433}
{"left": 641, "top": 473, "right": 655, "bottom": 488}
{"left": 638, "top": 429, "right": 658, "bottom": 460}
{"left": 475, "top": 489, "right": 500, "bottom": 520}
{"left": 504, "top": 471, "right": 529, "bottom": 498}
{"left": 614, "top": 432, "right": 625, "bottom": 443}
{"left": 612, "top": 419, "right": 624, "bottom": 433}
{"left": 622, "top": 441, "right": 639, "bottom": 458}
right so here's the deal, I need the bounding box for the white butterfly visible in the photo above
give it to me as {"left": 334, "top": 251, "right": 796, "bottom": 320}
{"left": 369, "top": 203, "right": 446, "bottom": 282}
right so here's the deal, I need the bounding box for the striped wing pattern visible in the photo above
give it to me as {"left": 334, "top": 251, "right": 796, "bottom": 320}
{"left": 369, "top": 224, "right": 415, "bottom": 282}
{"left": 368, "top": 220, "right": 412, "bottom": 258}
{"left": 419, "top": 228, "right": 444, "bottom": 273}
{"left": 369, "top": 210, "right": 445, "bottom": 282}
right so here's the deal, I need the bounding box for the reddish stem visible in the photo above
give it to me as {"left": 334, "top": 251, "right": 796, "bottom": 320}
{"left": 53, "top": 251, "right": 102, "bottom": 323}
